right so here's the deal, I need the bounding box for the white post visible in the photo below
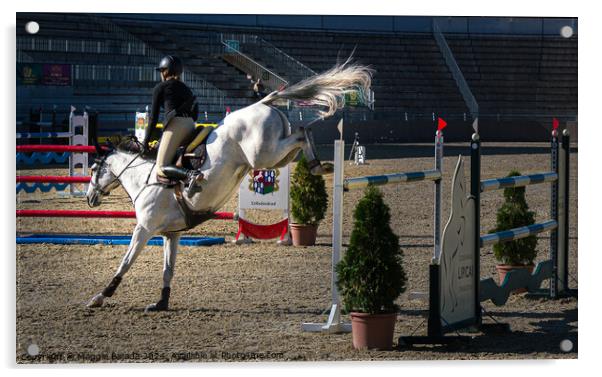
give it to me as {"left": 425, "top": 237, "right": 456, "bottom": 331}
{"left": 302, "top": 139, "right": 351, "bottom": 333}
{"left": 279, "top": 158, "right": 293, "bottom": 246}
{"left": 433, "top": 130, "right": 443, "bottom": 261}
{"left": 233, "top": 207, "right": 253, "bottom": 244}
{"left": 69, "top": 107, "right": 89, "bottom": 196}
{"left": 235, "top": 174, "right": 253, "bottom": 244}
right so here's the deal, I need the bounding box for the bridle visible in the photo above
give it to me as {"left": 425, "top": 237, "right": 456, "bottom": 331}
{"left": 89, "top": 151, "right": 141, "bottom": 197}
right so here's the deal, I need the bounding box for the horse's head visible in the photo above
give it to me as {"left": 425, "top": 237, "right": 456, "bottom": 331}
{"left": 86, "top": 150, "right": 121, "bottom": 207}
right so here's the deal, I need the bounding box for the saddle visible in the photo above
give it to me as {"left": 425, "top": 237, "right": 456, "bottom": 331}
{"left": 176, "top": 124, "right": 214, "bottom": 171}
{"left": 170, "top": 125, "right": 217, "bottom": 231}
{"left": 122, "top": 125, "right": 213, "bottom": 180}
{"left": 121, "top": 125, "right": 217, "bottom": 231}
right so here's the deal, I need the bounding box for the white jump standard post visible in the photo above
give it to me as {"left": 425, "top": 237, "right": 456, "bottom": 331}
{"left": 68, "top": 107, "right": 89, "bottom": 196}
{"left": 302, "top": 122, "right": 446, "bottom": 333}
{"left": 301, "top": 139, "right": 351, "bottom": 333}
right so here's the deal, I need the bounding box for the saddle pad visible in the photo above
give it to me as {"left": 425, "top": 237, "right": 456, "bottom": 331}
{"left": 185, "top": 126, "right": 213, "bottom": 153}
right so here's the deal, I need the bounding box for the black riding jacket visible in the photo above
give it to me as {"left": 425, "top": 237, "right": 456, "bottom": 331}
{"left": 144, "top": 79, "right": 194, "bottom": 145}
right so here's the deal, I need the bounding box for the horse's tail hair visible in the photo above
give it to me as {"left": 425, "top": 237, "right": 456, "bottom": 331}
{"left": 260, "top": 56, "right": 374, "bottom": 119}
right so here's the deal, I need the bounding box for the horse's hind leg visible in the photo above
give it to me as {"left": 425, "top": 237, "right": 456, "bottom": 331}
{"left": 300, "top": 127, "right": 334, "bottom": 175}
{"left": 145, "top": 233, "right": 180, "bottom": 312}
{"left": 87, "top": 223, "right": 153, "bottom": 308}
{"left": 271, "top": 129, "right": 330, "bottom": 171}
{"left": 263, "top": 131, "right": 304, "bottom": 168}
{"left": 272, "top": 147, "right": 301, "bottom": 168}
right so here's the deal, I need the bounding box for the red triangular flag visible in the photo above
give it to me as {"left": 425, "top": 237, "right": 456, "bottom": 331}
{"left": 437, "top": 117, "right": 448, "bottom": 131}
{"left": 552, "top": 118, "right": 559, "bottom": 130}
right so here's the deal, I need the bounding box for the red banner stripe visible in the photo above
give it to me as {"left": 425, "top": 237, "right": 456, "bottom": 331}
{"left": 237, "top": 218, "right": 289, "bottom": 240}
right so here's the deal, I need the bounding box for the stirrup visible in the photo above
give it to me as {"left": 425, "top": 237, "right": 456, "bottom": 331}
{"left": 186, "top": 172, "right": 203, "bottom": 197}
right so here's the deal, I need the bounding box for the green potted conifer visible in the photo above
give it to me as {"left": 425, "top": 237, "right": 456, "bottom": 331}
{"left": 336, "top": 185, "right": 406, "bottom": 350}
{"left": 289, "top": 154, "right": 328, "bottom": 246}
{"left": 489, "top": 171, "right": 538, "bottom": 291}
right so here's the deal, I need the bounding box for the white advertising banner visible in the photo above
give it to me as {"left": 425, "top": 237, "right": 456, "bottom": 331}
{"left": 135, "top": 112, "right": 148, "bottom": 142}
{"left": 238, "top": 165, "right": 290, "bottom": 211}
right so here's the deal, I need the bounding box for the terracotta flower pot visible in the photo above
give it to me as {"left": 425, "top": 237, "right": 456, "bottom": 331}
{"left": 496, "top": 264, "right": 535, "bottom": 294}
{"left": 290, "top": 223, "right": 318, "bottom": 246}
{"left": 350, "top": 312, "right": 397, "bottom": 350}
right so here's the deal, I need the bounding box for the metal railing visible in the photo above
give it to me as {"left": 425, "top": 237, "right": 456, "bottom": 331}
{"left": 220, "top": 33, "right": 316, "bottom": 82}
{"left": 71, "top": 64, "right": 221, "bottom": 101}
{"left": 18, "top": 35, "right": 225, "bottom": 109}
{"left": 16, "top": 48, "right": 34, "bottom": 63}
{"left": 17, "top": 37, "right": 149, "bottom": 56}
{"left": 433, "top": 20, "right": 479, "bottom": 119}
{"left": 218, "top": 32, "right": 374, "bottom": 110}
{"left": 220, "top": 34, "right": 288, "bottom": 90}
{"left": 73, "top": 64, "right": 159, "bottom": 82}
{"left": 217, "top": 34, "right": 288, "bottom": 92}
{"left": 84, "top": 14, "right": 226, "bottom": 110}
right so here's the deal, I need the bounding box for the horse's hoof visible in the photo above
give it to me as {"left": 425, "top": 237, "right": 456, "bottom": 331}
{"left": 311, "top": 162, "right": 334, "bottom": 176}
{"left": 87, "top": 293, "right": 105, "bottom": 308}
{"left": 320, "top": 162, "right": 334, "bottom": 174}
{"left": 144, "top": 302, "right": 168, "bottom": 313}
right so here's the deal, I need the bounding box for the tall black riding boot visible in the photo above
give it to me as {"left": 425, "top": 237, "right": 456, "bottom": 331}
{"left": 161, "top": 165, "right": 191, "bottom": 180}
{"left": 161, "top": 165, "right": 203, "bottom": 196}
{"left": 145, "top": 287, "right": 171, "bottom": 312}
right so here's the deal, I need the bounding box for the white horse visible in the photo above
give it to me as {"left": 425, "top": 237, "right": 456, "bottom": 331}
{"left": 86, "top": 60, "right": 373, "bottom": 311}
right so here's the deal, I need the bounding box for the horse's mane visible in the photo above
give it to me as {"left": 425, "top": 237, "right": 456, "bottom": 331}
{"left": 113, "top": 136, "right": 158, "bottom": 160}
{"left": 115, "top": 136, "right": 142, "bottom": 154}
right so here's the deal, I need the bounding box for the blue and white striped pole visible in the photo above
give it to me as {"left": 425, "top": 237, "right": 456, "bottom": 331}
{"left": 16, "top": 132, "right": 73, "bottom": 139}
{"left": 480, "top": 172, "right": 558, "bottom": 192}
{"left": 343, "top": 170, "right": 442, "bottom": 191}
{"left": 480, "top": 220, "right": 558, "bottom": 247}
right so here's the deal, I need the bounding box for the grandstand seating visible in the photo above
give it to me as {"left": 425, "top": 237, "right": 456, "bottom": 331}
{"left": 446, "top": 34, "right": 577, "bottom": 116}
{"left": 16, "top": 13, "right": 577, "bottom": 141}
{"left": 256, "top": 31, "right": 467, "bottom": 116}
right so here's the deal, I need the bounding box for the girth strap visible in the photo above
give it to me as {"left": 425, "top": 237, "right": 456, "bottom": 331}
{"left": 173, "top": 184, "right": 216, "bottom": 230}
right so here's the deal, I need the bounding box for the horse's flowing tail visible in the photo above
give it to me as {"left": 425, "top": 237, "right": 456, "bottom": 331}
{"left": 260, "top": 57, "right": 374, "bottom": 118}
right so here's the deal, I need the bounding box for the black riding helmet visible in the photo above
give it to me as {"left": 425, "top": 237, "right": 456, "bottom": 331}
{"left": 155, "top": 55, "right": 183, "bottom": 77}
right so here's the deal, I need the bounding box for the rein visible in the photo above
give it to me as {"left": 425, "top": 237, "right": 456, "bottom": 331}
{"left": 132, "top": 162, "right": 162, "bottom": 205}
{"left": 92, "top": 152, "right": 169, "bottom": 207}
{"left": 90, "top": 152, "right": 142, "bottom": 196}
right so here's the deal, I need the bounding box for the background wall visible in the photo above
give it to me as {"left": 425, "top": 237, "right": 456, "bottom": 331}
{"left": 106, "top": 14, "right": 578, "bottom": 36}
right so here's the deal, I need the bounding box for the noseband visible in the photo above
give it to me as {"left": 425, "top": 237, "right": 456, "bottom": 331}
{"left": 90, "top": 153, "right": 141, "bottom": 197}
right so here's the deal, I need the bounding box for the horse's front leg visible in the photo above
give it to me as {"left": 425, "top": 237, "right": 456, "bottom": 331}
{"left": 87, "top": 223, "right": 153, "bottom": 308}
{"left": 145, "top": 233, "right": 180, "bottom": 312}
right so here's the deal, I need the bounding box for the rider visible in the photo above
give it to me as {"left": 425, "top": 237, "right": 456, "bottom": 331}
{"left": 142, "top": 55, "right": 201, "bottom": 191}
